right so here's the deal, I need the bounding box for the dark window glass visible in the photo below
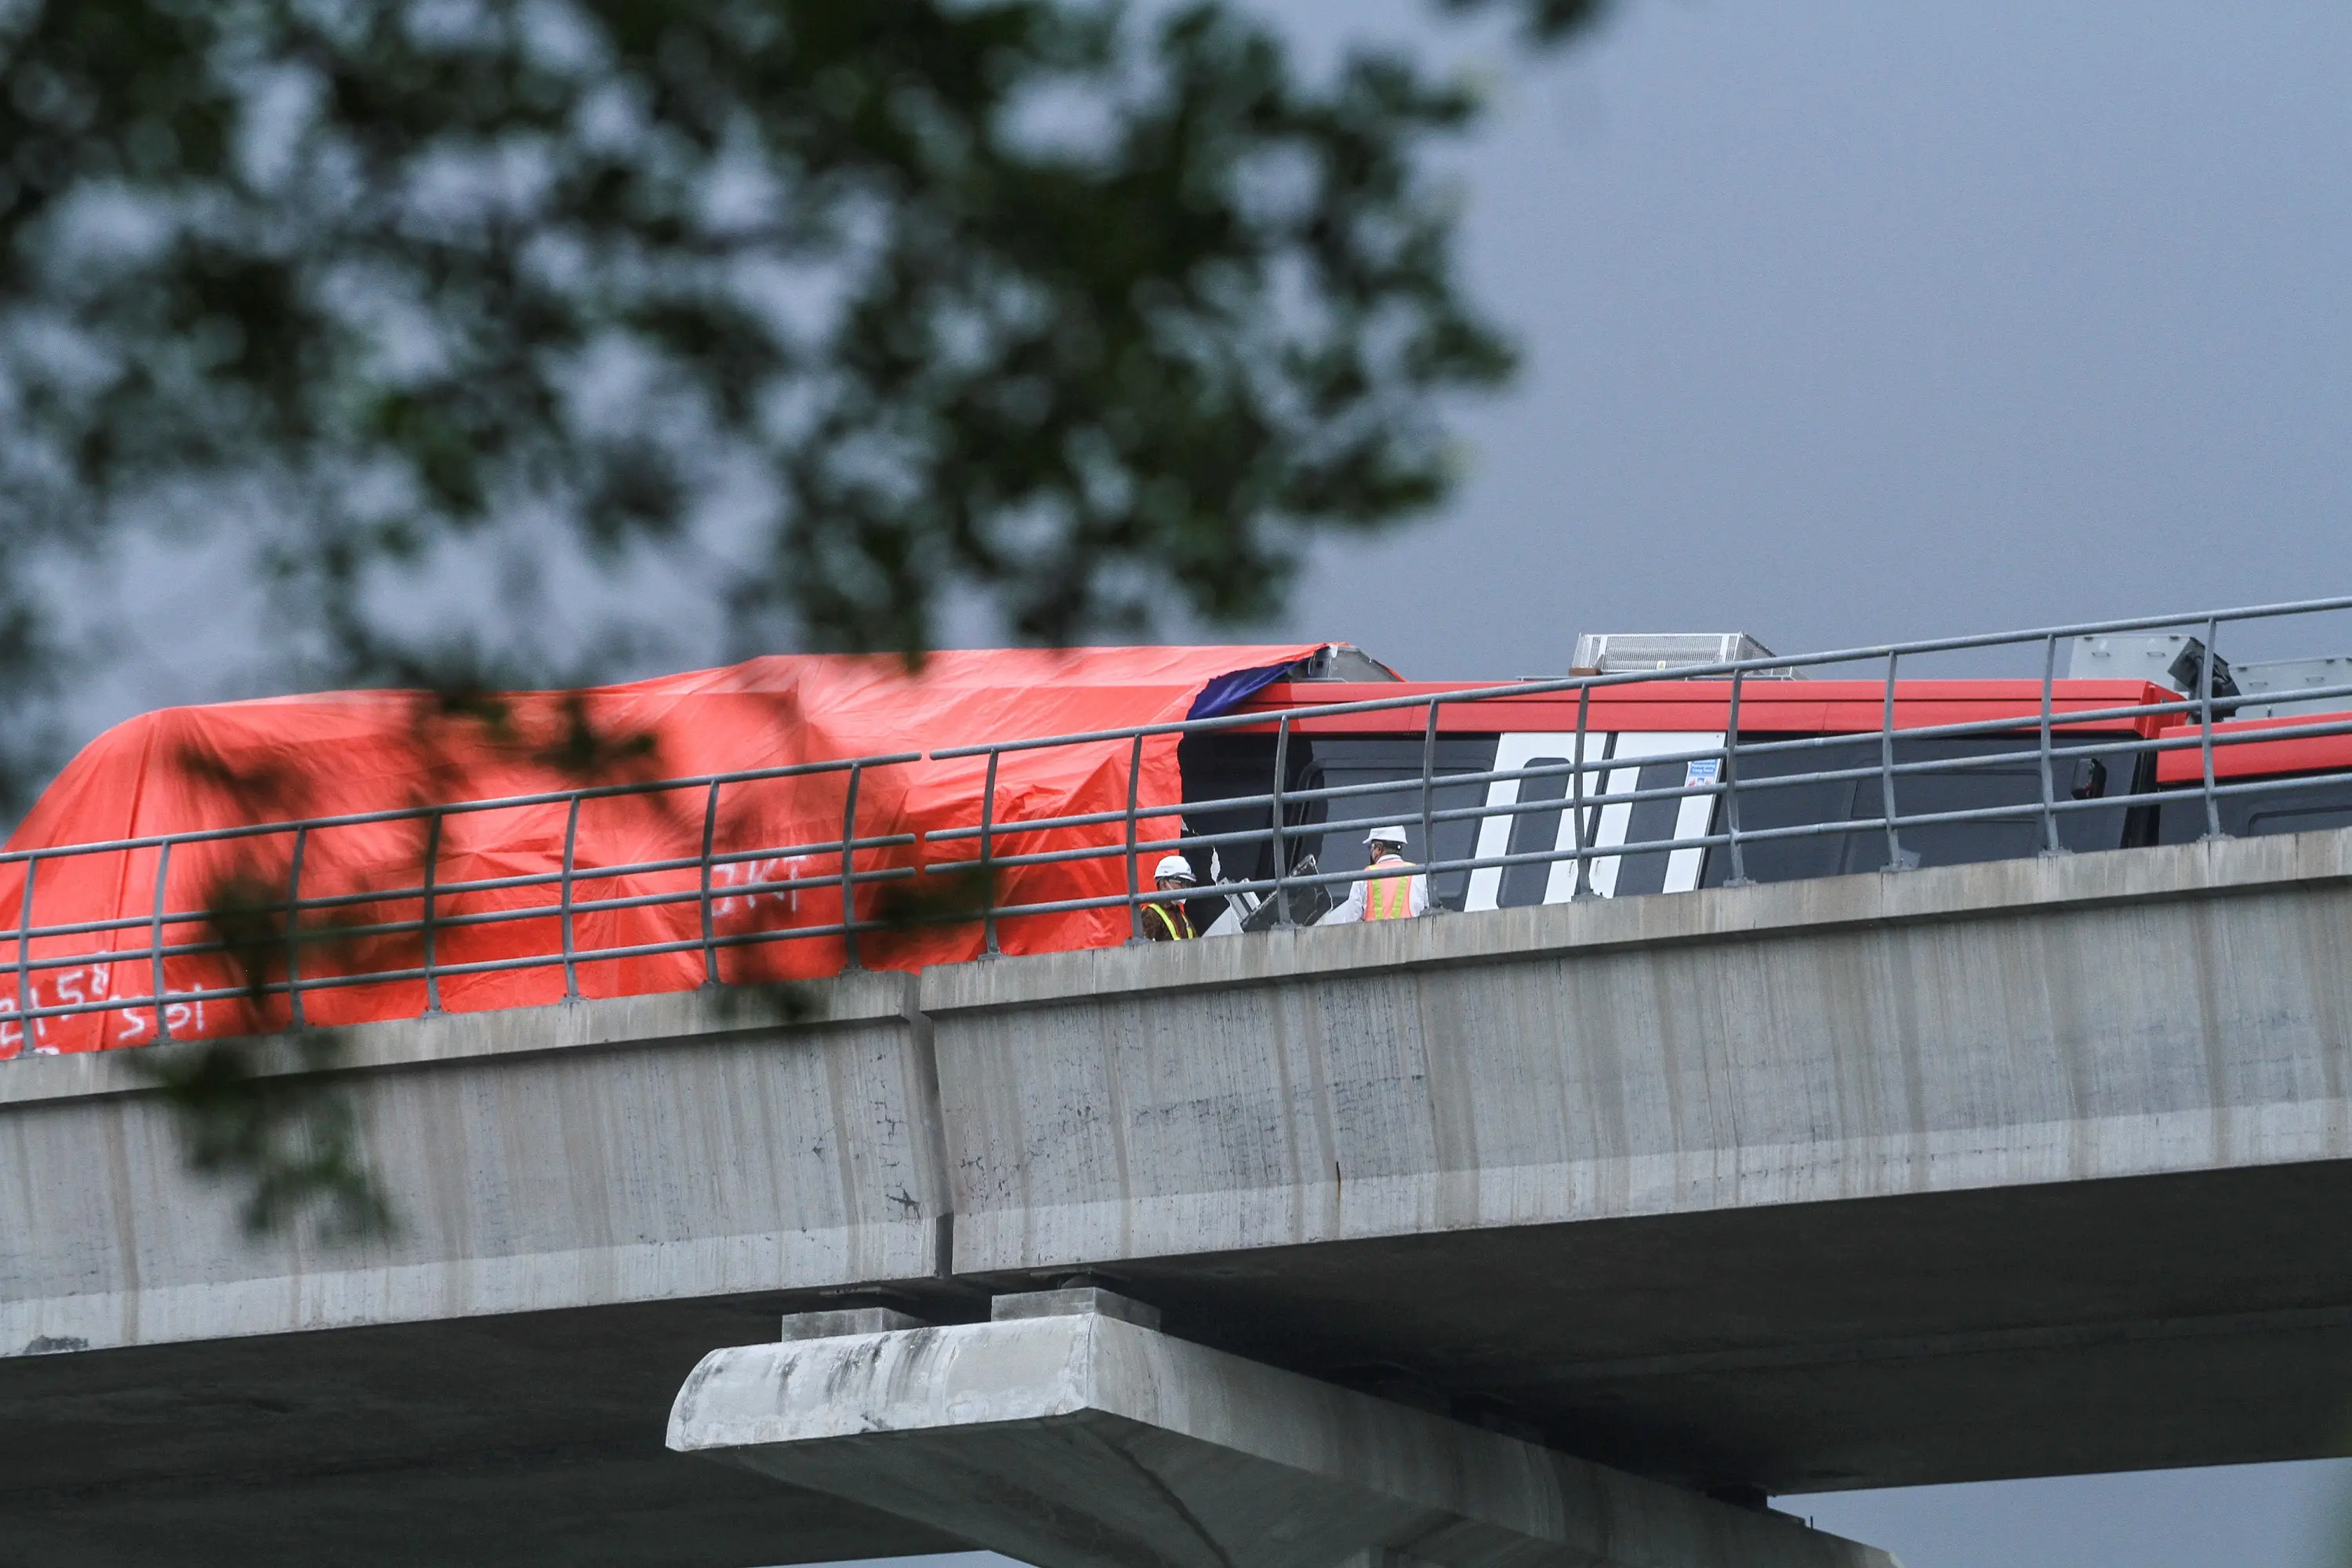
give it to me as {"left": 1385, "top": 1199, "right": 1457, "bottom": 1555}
{"left": 1305, "top": 739, "right": 1497, "bottom": 911}
{"left": 1701, "top": 734, "right": 2151, "bottom": 887}
{"left": 1179, "top": 734, "right": 1497, "bottom": 910}
{"left": 2158, "top": 777, "right": 2352, "bottom": 843}
{"left": 1610, "top": 761, "right": 1695, "bottom": 898}
{"left": 1173, "top": 731, "right": 1322, "bottom": 932}
{"left": 1499, "top": 758, "right": 1572, "bottom": 909}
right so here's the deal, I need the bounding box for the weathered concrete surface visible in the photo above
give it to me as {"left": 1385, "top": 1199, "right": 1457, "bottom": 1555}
{"left": 670, "top": 1308, "right": 1897, "bottom": 1568}
{"left": 925, "top": 826, "right": 2352, "bottom": 1270}
{"left": 9, "top": 828, "right": 2352, "bottom": 1560}
{"left": 0, "top": 975, "right": 965, "bottom": 1566}
{"left": 0, "top": 1300, "right": 964, "bottom": 1567}
{"left": 3, "top": 972, "right": 948, "bottom": 1355}
{"left": 919, "top": 829, "right": 2352, "bottom": 1490}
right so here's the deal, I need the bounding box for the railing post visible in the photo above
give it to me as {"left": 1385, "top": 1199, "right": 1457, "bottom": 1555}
{"left": 13, "top": 857, "right": 34, "bottom": 1054}
{"left": 285, "top": 829, "right": 307, "bottom": 1030}
{"left": 560, "top": 797, "right": 582, "bottom": 1000}
{"left": 839, "top": 763, "right": 864, "bottom": 971}
{"left": 1418, "top": 699, "right": 1439, "bottom": 901}
{"left": 1722, "top": 670, "right": 1749, "bottom": 887}
{"left": 1881, "top": 651, "right": 1907, "bottom": 871}
{"left": 980, "top": 749, "right": 1001, "bottom": 956}
{"left": 20, "top": 596, "right": 2349, "bottom": 1060}
{"left": 420, "top": 810, "right": 443, "bottom": 1014}
{"left": 699, "top": 781, "right": 721, "bottom": 986}
{"left": 1571, "top": 683, "right": 1595, "bottom": 899}
{"left": 2200, "top": 614, "right": 2225, "bottom": 840}
{"left": 2038, "top": 633, "right": 2064, "bottom": 856}
{"left": 1269, "top": 715, "right": 1292, "bottom": 927}
{"left": 1125, "top": 734, "right": 1145, "bottom": 944}
{"left": 151, "top": 840, "right": 172, "bottom": 1041}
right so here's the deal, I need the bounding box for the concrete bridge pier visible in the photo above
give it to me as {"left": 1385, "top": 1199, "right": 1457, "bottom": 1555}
{"left": 666, "top": 1290, "right": 1899, "bottom": 1568}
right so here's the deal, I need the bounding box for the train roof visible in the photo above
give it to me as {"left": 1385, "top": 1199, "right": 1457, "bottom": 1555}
{"left": 1233, "top": 679, "right": 2186, "bottom": 739}
{"left": 2154, "top": 710, "right": 2352, "bottom": 783}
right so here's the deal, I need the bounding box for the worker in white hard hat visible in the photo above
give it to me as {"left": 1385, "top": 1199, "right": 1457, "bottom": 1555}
{"left": 1319, "top": 825, "right": 1429, "bottom": 924}
{"left": 1142, "top": 852, "right": 1199, "bottom": 942}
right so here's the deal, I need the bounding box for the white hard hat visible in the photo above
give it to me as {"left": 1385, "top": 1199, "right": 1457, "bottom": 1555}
{"left": 1154, "top": 854, "right": 1197, "bottom": 883}
{"left": 1365, "top": 825, "right": 1409, "bottom": 848}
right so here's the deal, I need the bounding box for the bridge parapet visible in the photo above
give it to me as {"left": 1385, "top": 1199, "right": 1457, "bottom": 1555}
{"left": 9, "top": 826, "right": 2352, "bottom": 1563}
{"left": 9, "top": 826, "right": 2352, "bottom": 1360}
{"left": 1, "top": 970, "right": 949, "bottom": 1356}
{"left": 922, "top": 824, "right": 2352, "bottom": 1275}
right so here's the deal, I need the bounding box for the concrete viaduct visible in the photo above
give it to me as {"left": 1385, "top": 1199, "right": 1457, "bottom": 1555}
{"left": 9, "top": 829, "right": 2352, "bottom": 1565}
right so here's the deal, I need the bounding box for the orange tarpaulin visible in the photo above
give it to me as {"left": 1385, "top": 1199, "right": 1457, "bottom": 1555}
{"left": 0, "top": 644, "right": 1319, "bottom": 1056}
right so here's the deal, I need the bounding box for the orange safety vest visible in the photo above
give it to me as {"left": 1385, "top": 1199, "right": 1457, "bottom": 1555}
{"left": 1364, "top": 858, "right": 1418, "bottom": 920}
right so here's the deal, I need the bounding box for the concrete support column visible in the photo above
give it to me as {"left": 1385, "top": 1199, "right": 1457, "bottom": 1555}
{"left": 669, "top": 1294, "right": 1897, "bottom": 1568}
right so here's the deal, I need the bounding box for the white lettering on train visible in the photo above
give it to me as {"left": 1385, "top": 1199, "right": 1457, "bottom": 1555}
{"left": 713, "top": 856, "right": 807, "bottom": 918}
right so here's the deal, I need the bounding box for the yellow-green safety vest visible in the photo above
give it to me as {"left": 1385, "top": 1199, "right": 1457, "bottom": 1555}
{"left": 1144, "top": 902, "right": 1194, "bottom": 940}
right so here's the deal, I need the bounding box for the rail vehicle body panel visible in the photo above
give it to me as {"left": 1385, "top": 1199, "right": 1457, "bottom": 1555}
{"left": 1177, "top": 679, "right": 2180, "bottom": 916}
{"left": 2152, "top": 710, "right": 2352, "bottom": 843}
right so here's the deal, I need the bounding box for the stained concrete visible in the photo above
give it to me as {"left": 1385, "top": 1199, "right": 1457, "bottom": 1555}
{"left": 670, "top": 1304, "right": 1898, "bottom": 1568}
{"left": 923, "top": 826, "right": 2352, "bottom": 1271}
{"left": 8, "top": 829, "right": 2352, "bottom": 1561}
{"left": 0, "top": 1298, "right": 964, "bottom": 1567}
{"left": 2, "top": 974, "right": 948, "bottom": 1355}
{"left": 0, "top": 977, "right": 965, "bottom": 1567}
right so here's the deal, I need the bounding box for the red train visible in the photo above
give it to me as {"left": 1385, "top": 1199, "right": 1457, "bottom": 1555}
{"left": 3, "top": 630, "right": 2347, "bottom": 1055}
{"left": 1174, "top": 631, "right": 2352, "bottom": 932}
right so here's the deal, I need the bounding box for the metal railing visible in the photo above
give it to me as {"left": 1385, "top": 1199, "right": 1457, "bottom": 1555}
{"left": 920, "top": 594, "right": 2352, "bottom": 934}
{"left": 6, "top": 593, "right": 2352, "bottom": 1058}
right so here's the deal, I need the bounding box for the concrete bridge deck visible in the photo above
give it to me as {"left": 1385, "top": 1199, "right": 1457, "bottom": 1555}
{"left": 9, "top": 829, "right": 2352, "bottom": 1563}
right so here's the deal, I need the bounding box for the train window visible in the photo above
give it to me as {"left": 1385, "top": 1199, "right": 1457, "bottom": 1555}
{"left": 2158, "top": 777, "right": 2352, "bottom": 844}
{"left": 1498, "top": 760, "right": 1573, "bottom": 909}
{"left": 1178, "top": 731, "right": 1311, "bottom": 888}
{"left": 2249, "top": 800, "right": 2352, "bottom": 835}
{"left": 1184, "top": 726, "right": 2164, "bottom": 916}
{"left": 1610, "top": 761, "right": 1697, "bottom": 898}
{"left": 1177, "top": 734, "right": 1495, "bottom": 909}
{"left": 1467, "top": 732, "right": 1719, "bottom": 908}
{"left": 1700, "top": 735, "right": 2153, "bottom": 887}
{"left": 1301, "top": 739, "right": 1495, "bottom": 910}
{"left": 1586, "top": 735, "right": 1722, "bottom": 899}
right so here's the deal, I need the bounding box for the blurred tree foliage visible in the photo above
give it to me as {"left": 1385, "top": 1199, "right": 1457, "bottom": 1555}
{"left": 0, "top": 0, "right": 1602, "bottom": 1236}
{"left": 1, "top": 0, "right": 1600, "bottom": 713}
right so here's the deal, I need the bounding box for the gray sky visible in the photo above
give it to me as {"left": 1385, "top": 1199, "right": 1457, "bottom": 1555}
{"left": 1242, "top": 0, "right": 2352, "bottom": 1563}
{"left": 59, "top": 2, "right": 2352, "bottom": 1560}
{"left": 67, "top": 0, "right": 2352, "bottom": 720}
{"left": 799, "top": 1458, "right": 2352, "bottom": 1568}
{"left": 837, "top": 1451, "right": 2352, "bottom": 1568}
{"left": 1246, "top": 0, "right": 2352, "bottom": 683}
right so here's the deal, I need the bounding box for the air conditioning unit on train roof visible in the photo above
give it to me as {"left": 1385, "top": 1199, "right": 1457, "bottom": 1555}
{"left": 2067, "top": 634, "right": 2237, "bottom": 698}
{"left": 2230, "top": 655, "right": 2352, "bottom": 717}
{"left": 1569, "top": 632, "right": 1798, "bottom": 678}
{"left": 1283, "top": 643, "right": 1402, "bottom": 681}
